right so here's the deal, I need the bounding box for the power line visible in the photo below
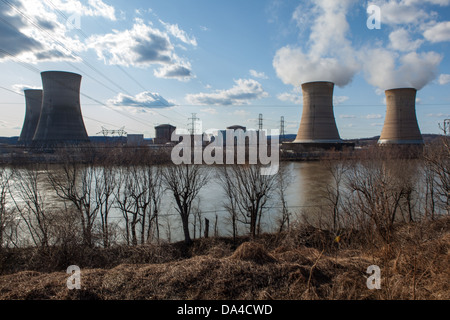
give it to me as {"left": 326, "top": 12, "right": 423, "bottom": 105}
{"left": 0, "top": 0, "right": 188, "bottom": 129}
{"left": 41, "top": 0, "right": 190, "bottom": 125}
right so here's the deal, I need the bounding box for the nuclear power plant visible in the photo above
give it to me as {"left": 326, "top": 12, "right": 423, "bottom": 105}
{"left": 378, "top": 88, "right": 424, "bottom": 145}
{"left": 18, "top": 89, "right": 43, "bottom": 145}
{"left": 32, "top": 71, "right": 89, "bottom": 146}
{"left": 8, "top": 70, "right": 430, "bottom": 161}
{"left": 288, "top": 81, "right": 345, "bottom": 150}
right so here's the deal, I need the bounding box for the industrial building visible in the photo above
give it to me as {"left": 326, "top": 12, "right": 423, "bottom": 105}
{"left": 18, "top": 89, "right": 42, "bottom": 145}
{"left": 294, "top": 81, "right": 342, "bottom": 144}
{"left": 127, "top": 134, "right": 145, "bottom": 146}
{"left": 154, "top": 124, "right": 176, "bottom": 144}
{"left": 378, "top": 88, "right": 424, "bottom": 145}
{"left": 282, "top": 81, "right": 353, "bottom": 151}
{"left": 32, "top": 71, "right": 89, "bottom": 146}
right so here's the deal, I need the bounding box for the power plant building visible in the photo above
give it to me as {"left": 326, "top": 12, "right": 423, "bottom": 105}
{"left": 127, "top": 134, "right": 145, "bottom": 146}
{"left": 154, "top": 124, "right": 176, "bottom": 144}
{"left": 378, "top": 88, "right": 423, "bottom": 145}
{"left": 288, "top": 81, "right": 343, "bottom": 149}
{"left": 18, "top": 89, "right": 43, "bottom": 145}
{"left": 33, "top": 71, "right": 89, "bottom": 146}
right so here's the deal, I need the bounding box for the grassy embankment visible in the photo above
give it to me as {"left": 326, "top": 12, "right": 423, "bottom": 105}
{"left": 0, "top": 216, "right": 448, "bottom": 300}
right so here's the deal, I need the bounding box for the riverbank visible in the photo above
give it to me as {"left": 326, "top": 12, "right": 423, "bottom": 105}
{"left": 0, "top": 216, "right": 448, "bottom": 300}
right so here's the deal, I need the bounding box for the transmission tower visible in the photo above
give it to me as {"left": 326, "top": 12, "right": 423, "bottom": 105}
{"left": 258, "top": 114, "right": 263, "bottom": 131}
{"left": 188, "top": 113, "right": 200, "bottom": 135}
{"left": 280, "top": 116, "right": 286, "bottom": 141}
{"left": 97, "top": 126, "right": 127, "bottom": 137}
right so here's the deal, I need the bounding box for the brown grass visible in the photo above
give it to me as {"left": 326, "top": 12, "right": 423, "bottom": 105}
{"left": 0, "top": 217, "right": 448, "bottom": 300}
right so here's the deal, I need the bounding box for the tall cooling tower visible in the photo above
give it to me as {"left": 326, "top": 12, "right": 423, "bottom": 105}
{"left": 18, "top": 89, "right": 43, "bottom": 145}
{"left": 33, "top": 71, "right": 89, "bottom": 145}
{"left": 294, "top": 81, "right": 342, "bottom": 143}
{"left": 378, "top": 88, "right": 423, "bottom": 145}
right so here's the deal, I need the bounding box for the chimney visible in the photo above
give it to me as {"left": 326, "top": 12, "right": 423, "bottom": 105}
{"left": 294, "top": 81, "right": 342, "bottom": 143}
{"left": 33, "top": 71, "right": 89, "bottom": 145}
{"left": 18, "top": 89, "right": 43, "bottom": 145}
{"left": 379, "top": 88, "right": 423, "bottom": 145}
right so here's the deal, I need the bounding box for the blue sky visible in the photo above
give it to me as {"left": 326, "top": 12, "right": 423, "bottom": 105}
{"left": 0, "top": 0, "right": 449, "bottom": 139}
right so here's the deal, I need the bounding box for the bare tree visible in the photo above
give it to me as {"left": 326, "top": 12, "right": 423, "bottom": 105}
{"left": 220, "top": 164, "right": 278, "bottom": 239}
{"left": 162, "top": 164, "right": 210, "bottom": 245}
{"left": 345, "top": 147, "right": 418, "bottom": 243}
{"left": 276, "top": 164, "right": 292, "bottom": 233}
{"left": 424, "top": 136, "right": 450, "bottom": 216}
{"left": 320, "top": 158, "right": 350, "bottom": 234}
{"left": 11, "top": 165, "right": 53, "bottom": 248}
{"left": 115, "top": 166, "right": 135, "bottom": 245}
{"left": 95, "top": 165, "right": 117, "bottom": 247}
{"left": 115, "top": 165, "right": 163, "bottom": 246}
{"left": 0, "top": 167, "right": 15, "bottom": 250}
{"left": 220, "top": 167, "right": 239, "bottom": 243}
{"left": 48, "top": 160, "right": 100, "bottom": 248}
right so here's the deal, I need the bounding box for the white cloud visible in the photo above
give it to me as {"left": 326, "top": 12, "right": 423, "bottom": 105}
{"left": 185, "top": 79, "right": 269, "bottom": 105}
{"left": 233, "top": 110, "right": 251, "bottom": 117}
{"left": 389, "top": 29, "right": 424, "bottom": 52}
{"left": 368, "top": 0, "right": 430, "bottom": 26}
{"left": 154, "top": 62, "right": 194, "bottom": 81}
{"left": 339, "top": 114, "right": 357, "bottom": 119}
{"left": 334, "top": 96, "right": 349, "bottom": 105}
{"left": 200, "top": 108, "right": 218, "bottom": 115}
{"left": 108, "top": 91, "right": 174, "bottom": 108}
{"left": 87, "top": 20, "right": 173, "bottom": 66}
{"left": 49, "top": 0, "right": 117, "bottom": 21}
{"left": 11, "top": 84, "right": 41, "bottom": 93}
{"left": 86, "top": 19, "right": 194, "bottom": 80}
{"left": 249, "top": 69, "right": 268, "bottom": 79}
{"left": 424, "top": 21, "right": 450, "bottom": 42}
{"left": 0, "top": 0, "right": 86, "bottom": 63}
{"left": 365, "top": 114, "right": 383, "bottom": 119}
{"left": 438, "top": 74, "right": 450, "bottom": 85}
{"left": 277, "top": 92, "right": 302, "bottom": 104}
{"left": 426, "top": 113, "right": 450, "bottom": 117}
{"left": 159, "top": 19, "right": 197, "bottom": 46}
{"left": 274, "top": 1, "right": 360, "bottom": 88}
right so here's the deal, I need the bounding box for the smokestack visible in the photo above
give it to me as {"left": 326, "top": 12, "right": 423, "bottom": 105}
{"left": 294, "top": 81, "right": 342, "bottom": 143}
{"left": 378, "top": 88, "right": 423, "bottom": 145}
{"left": 33, "top": 71, "right": 89, "bottom": 145}
{"left": 18, "top": 89, "right": 43, "bottom": 145}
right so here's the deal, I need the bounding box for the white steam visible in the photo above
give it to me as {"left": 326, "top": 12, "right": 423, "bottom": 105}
{"left": 273, "top": 0, "right": 360, "bottom": 87}
{"left": 274, "top": 0, "right": 445, "bottom": 92}
{"left": 360, "top": 48, "right": 442, "bottom": 91}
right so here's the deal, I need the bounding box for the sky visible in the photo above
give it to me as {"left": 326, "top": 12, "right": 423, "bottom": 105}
{"left": 0, "top": 0, "right": 450, "bottom": 139}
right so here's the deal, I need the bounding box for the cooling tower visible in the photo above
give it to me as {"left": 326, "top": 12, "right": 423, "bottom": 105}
{"left": 378, "top": 88, "right": 423, "bottom": 145}
{"left": 18, "top": 89, "right": 43, "bottom": 145}
{"left": 294, "top": 81, "right": 342, "bottom": 143}
{"left": 33, "top": 71, "right": 89, "bottom": 145}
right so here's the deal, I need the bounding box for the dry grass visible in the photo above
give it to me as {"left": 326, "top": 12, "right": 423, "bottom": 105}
{"left": 0, "top": 217, "right": 448, "bottom": 300}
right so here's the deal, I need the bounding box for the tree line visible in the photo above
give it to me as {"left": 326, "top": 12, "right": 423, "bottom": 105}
{"left": 0, "top": 136, "right": 448, "bottom": 252}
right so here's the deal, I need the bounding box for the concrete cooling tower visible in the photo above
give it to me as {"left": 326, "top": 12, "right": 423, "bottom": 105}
{"left": 33, "top": 71, "right": 89, "bottom": 145}
{"left": 294, "top": 81, "right": 342, "bottom": 144}
{"left": 378, "top": 88, "right": 423, "bottom": 145}
{"left": 18, "top": 89, "right": 43, "bottom": 145}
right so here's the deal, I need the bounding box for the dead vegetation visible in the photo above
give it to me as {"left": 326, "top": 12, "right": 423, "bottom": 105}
{"left": 0, "top": 216, "right": 448, "bottom": 300}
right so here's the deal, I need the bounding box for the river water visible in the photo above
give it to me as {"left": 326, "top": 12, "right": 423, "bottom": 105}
{"left": 5, "top": 160, "right": 431, "bottom": 244}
